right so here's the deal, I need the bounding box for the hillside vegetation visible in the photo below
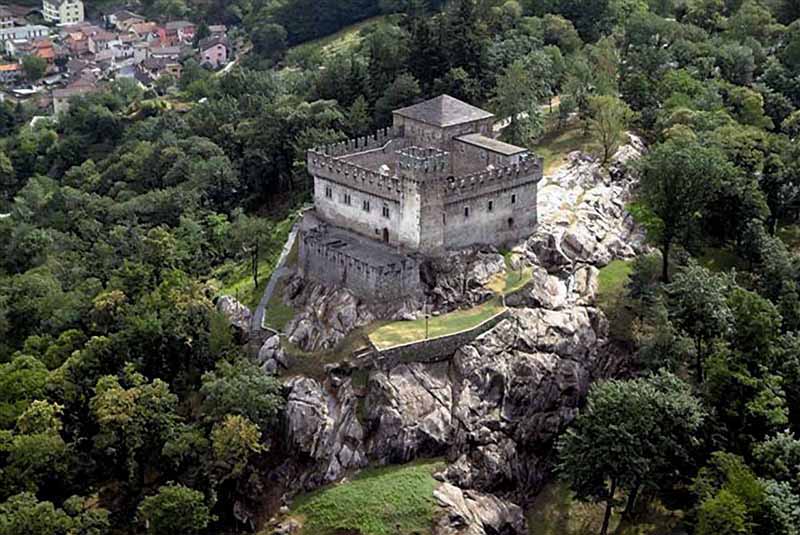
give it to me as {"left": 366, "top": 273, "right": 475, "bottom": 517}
{"left": 1, "top": 0, "right": 800, "bottom": 534}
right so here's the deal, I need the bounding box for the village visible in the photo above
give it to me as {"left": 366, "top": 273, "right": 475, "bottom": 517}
{"left": 0, "top": 0, "right": 235, "bottom": 115}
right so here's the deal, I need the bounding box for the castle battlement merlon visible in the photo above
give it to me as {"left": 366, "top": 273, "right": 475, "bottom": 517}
{"left": 396, "top": 145, "right": 450, "bottom": 177}
{"left": 307, "top": 151, "right": 402, "bottom": 199}
{"left": 444, "top": 157, "right": 542, "bottom": 200}
{"left": 315, "top": 127, "right": 401, "bottom": 157}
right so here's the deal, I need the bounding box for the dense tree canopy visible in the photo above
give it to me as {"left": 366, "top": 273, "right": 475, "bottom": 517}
{"left": 1, "top": 0, "right": 800, "bottom": 533}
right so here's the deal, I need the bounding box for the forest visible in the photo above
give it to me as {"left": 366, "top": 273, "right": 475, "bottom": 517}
{"left": 1, "top": 0, "right": 800, "bottom": 534}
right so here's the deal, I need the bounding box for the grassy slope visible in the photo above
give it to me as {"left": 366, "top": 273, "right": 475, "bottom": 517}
{"left": 288, "top": 460, "right": 445, "bottom": 535}
{"left": 527, "top": 482, "right": 683, "bottom": 535}
{"left": 262, "top": 237, "right": 300, "bottom": 332}
{"left": 530, "top": 114, "right": 594, "bottom": 175}
{"left": 368, "top": 298, "right": 505, "bottom": 349}
{"left": 212, "top": 216, "right": 295, "bottom": 310}
{"left": 287, "top": 15, "right": 387, "bottom": 62}
{"left": 596, "top": 259, "right": 635, "bottom": 342}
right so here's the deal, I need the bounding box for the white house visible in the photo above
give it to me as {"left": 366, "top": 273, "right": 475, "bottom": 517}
{"left": 0, "top": 25, "right": 48, "bottom": 43}
{"left": 42, "top": 0, "right": 84, "bottom": 25}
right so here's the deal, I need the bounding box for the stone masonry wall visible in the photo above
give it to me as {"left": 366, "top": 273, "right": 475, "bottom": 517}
{"left": 298, "top": 230, "right": 422, "bottom": 302}
{"left": 366, "top": 308, "right": 511, "bottom": 368}
{"left": 444, "top": 179, "right": 538, "bottom": 249}
{"left": 314, "top": 176, "right": 403, "bottom": 245}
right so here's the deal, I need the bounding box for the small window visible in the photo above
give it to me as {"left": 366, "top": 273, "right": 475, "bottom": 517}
{"left": 382, "top": 206, "right": 390, "bottom": 218}
{"left": 488, "top": 200, "right": 493, "bottom": 212}
{"left": 362, "top": 200, "right": 370, "bottom": 212}
{"left": 511, "top": 194, "right": 516, "bottom": 204}
{"left": 442, "top": 213, "right": 446, "bottom": 225}
{"left": 325, "top": 186, "right": 332, "bottom": 199}
{"left": 464, "top": 206, "right": 470, "bottom": 218}
{"left": 343, "top": 193, "right": 351, "bottom": 205}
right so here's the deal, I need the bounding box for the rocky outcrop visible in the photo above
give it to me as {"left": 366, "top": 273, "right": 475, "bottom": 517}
{"left": 283, "top": 277, "right": 422, "bottom": 351}
{"left": 432, "top": 483, "right": 527, "bottom": 535}
{"left": 365, "top": 362, "right": 455, "bottom": 463}
{"left": 424, "top": 251, "right": 506, "bottom": 311}
{"left": 283, "top": 376, "right": 368, "bottom": 486}
{"left": 529, "top": 139, "right": 645, "bottom": 272}
{"left": 216, "top": 296, "right": 252, "bottom": 338}
{"left": 276, "top": 137, "right": 646, "bottom": 524}
{"left": 257, "top": 335, "right": 290, "bottom": 374}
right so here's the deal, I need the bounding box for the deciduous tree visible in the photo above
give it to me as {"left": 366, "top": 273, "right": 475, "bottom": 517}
{"left": 587, "top": 95, "right": 633, "bottom": 164}
{"left": 558, "top": 372, "right": 705, "bottom": 535}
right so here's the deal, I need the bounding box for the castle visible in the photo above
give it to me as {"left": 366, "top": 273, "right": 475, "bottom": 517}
{"left": 299, "top": 95, "right": 543, "bottom": 301}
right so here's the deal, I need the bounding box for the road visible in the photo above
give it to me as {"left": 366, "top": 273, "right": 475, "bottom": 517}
{"left": 493, "top": 96, "right": 561, "bottom": 133}
{"left": 251, "top": 220, "right": 300, "bottom": 333}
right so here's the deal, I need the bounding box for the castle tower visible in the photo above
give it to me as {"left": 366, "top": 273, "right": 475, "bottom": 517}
{"left": 395, "top": 146, "right": 448, "bottom": 253}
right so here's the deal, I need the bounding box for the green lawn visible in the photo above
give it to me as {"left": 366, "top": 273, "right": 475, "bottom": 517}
{"left": 287, "top": 15, "right": 388, "bottom": 64}
{"left": 368, "top": 298, "right": 506, "bottom": 350}
{"left": 288, "top": 460, "right": 445, "bottom": 535}
{"left": 527, "top": 482, "right": 683, "bottom": 535}
{"left": 597, "top": 259, "right": 635, "bottom": 343}
{"left": 530, "top": 116, "right": 593, "bottom": 176}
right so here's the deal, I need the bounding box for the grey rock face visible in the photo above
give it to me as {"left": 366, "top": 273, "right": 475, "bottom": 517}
{"left": 274, "top": 137, "right": 645, "bottom": 518}
{"left": 257, "top": 335, "right": 289, "bottom": 374}
{"left": 216, "top": 296, "right": 252, "bottom": 336}
{"left": 284, "top": 277, "right": 421, "bottom": 352}
{"left": 432, "top": 482, "right": 527, "bottom": 535}
{"left": 283, "top": 376, "right": 368, "bottom": 486}
{"left": 365, "top": 362, "right": 454, "bottom": 462}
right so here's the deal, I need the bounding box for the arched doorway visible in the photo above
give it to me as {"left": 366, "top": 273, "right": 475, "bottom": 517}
{"left": 382, "top": 228, "right": 389, "bottom": 243}
{"left": 508, "top": 218, "right": 514, "bottom": 228}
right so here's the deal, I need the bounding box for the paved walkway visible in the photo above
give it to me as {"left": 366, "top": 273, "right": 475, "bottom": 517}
{"left": 251, "top": 213, "right": 306, "bottom": 332}
{"left": 251, "top": 225, "right": 299, "bottom": 332}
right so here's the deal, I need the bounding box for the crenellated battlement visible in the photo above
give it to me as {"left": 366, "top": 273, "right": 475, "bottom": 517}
{"left": 304, "top": 95, "right": 543, "bottom": 257}
{"left": 396, "top": 146, "right": 450, "bottom": 178}
{"left": 444, "top": 157, "right": 542, "bottom": 202}
{"left": 314, "top": 127, "right": 401, "bottom": 157}
{"left": 308, "top": 150, "right": 402, "bottom": 199}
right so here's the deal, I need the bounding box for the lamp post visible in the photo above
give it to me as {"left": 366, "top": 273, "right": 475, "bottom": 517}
{"left": 424, "top": 298, "right": 430, "bottom": 339}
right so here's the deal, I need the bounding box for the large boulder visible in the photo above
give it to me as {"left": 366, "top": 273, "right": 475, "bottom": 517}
{"left": 257, "top": 335, "right": 290, "bottom": 374}
{"left": 505, "top": 266, "right": 568, "bottom": 310}
{"left": 216, "top": 296, "right": 252, "bottom": 337}
{"left": 284, "top": 377, "right": 368, "bottom": 485}
{"left": 365, "top": 362, "right": 454, "bottom": 462}
{"left": 432, "top": 483, "right": 527, "bottom": 535}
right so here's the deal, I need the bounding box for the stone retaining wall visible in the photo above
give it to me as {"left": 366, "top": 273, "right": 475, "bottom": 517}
{"left": 368, "top": 308, "right": 511, "bottom": 368}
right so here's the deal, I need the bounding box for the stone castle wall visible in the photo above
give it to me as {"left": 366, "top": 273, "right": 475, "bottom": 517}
{"left": 298, "top": 225, "right": 422, "bottom": 302}
{"left": 444, "top": 177, "right": 538, "bottom": 249}
{"left": 313, "top": 176, "right": 404, "bottom": 245}
{"left": 312, "top": 156, "right": 542, "bottom": 253}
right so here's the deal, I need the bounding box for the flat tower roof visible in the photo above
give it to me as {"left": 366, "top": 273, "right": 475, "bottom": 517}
{"left": 456, "top": 133, "right": 527, "bottom": 156}
{"left": 393, "top": 95, "right": 495, "bottom": 128}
